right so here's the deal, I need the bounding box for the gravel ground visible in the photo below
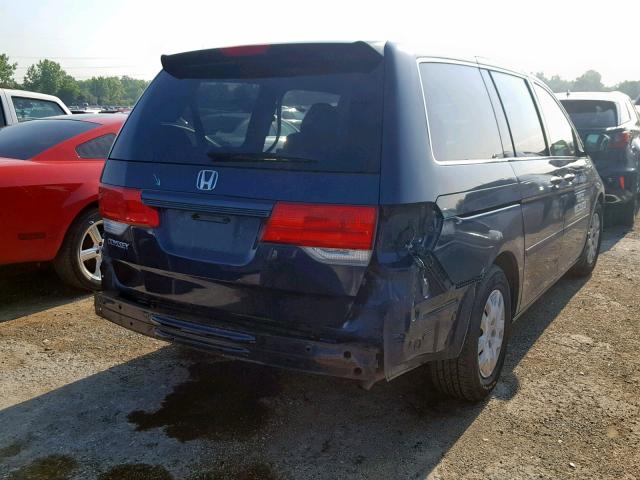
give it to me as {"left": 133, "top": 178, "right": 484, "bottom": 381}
{"left": 0, "top": 224, "right": 638, "bottom": 480}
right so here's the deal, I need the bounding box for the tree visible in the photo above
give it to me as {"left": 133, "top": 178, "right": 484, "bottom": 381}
{"left": 120, "top": 76, "right": 148, "bottom": 105}
{"left": 614, "top": 81, "right": 640, "bottom": 101}
{"left": 84, "top": 76, "right": 125, "bottom": 105}
{"left": 56, "top": 74, "right": 81, "bottom": 105}
{"left": 572, "top": 70, "right": 605, "bottom": 92}
{"left": 536, "top": 72, "right": 573, "bottom": 93}
{"left": 22, "top": 59, "right": 67, "bottom": 94}
{"left": 0, "top": 53, "right": 17, "bottom": 88}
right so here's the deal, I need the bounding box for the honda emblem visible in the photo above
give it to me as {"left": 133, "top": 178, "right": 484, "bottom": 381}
{"left": 196, "top": 170, "right": 218, "bottom": 191}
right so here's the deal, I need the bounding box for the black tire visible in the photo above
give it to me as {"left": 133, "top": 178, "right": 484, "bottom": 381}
{"left": 53, "top": 207, "right": 103, "bottom": 291}
{"left": 429, "top": 265, "right": 512, "bottom": 402}
{"left": 569, "top": 202, "right": 603, "bottom": 277}
{"left": 619, "top": 195, "right": 637, "bottom": 227}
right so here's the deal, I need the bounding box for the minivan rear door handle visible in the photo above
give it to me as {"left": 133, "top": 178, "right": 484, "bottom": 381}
{"left": 550, "top": 176, "right": 563, "bottom": 186}
{"left": 563, "top": 173, "right": 576, "bottom": 183}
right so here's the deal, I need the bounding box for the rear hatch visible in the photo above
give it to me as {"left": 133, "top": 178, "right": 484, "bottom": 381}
{"left": 560, "top": 98, "right": 627, "bottom": 167}
{"left": 100, "top": 42, "right": 384, "bottom": 335}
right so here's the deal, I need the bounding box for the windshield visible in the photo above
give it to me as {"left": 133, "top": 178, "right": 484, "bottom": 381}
{"left": 0, "top": 119, "right": 97, "bottom": 159}
{"left": 110, "top": 58, "right": 384, "bottom": 173}
{"left": 560, "top": 100, "right": 619, "bottom": 129}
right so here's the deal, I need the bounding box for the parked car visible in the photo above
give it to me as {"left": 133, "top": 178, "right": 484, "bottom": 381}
{"left": 0, "top": 89, "right": 70, "bottom": 127}
{"left": 96, "top": 42, "right": 604, "bottom": 401}
{"left": 0, "top": 114, "right": 125, "bottom": 289}
{"left": 558, "top": 91, "right": 640, "bottom": 226}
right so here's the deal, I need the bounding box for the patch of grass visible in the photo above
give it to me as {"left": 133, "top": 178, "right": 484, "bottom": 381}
{"left": 7, "top": 454, "right": 77, "bottom": 480}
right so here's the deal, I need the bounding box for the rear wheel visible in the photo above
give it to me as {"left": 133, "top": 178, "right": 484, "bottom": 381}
{"left": 429, "top": 265, "right": 511, "bottom": 402}
{"left": 569, "top": 203, "right": 603, "bottom": 277}
{"left": 53, "top": 208, "right": 103, "bottom": 291}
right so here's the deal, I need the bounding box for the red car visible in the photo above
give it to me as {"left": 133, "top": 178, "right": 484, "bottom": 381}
{"left": 0, "top": 114, "right": 125, "bottom": 289}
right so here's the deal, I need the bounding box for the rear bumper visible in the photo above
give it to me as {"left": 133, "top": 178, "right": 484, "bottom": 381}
{"left": 95, "top": 292, "right": 384, "bottom": 383}
{"left": 600, "top": 170, "right": 638, "bottom": 205}
{"left": 604, "top": 190, "right": 636, "bottom": 206}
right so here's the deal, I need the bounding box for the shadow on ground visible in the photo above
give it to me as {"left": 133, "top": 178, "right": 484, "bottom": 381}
{"left": 600, "top": 224, "right": 635, "bottom": 253}
{"left": 0, "top": 264, "right": 87, "bottom": 323}
{"left": 0, "top": 228, "right": 625, "bottom": 479}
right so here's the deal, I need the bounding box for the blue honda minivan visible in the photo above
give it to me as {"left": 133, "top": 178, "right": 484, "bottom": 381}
{"left": 96, "top": 42, "right": 604, "bottom": 401}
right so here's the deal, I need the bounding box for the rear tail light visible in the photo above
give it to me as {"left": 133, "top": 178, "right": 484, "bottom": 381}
{"left": 609, "top": 131, "right": 631, "bottom": 150}
{"left": 619, "top": 176, "right": 626, "bottom": 190}
{"left": 261, "top": 202, "right": 377, "bottom": 266}
{"left": 99, "top": 185, "right": 160, "bottom": 230}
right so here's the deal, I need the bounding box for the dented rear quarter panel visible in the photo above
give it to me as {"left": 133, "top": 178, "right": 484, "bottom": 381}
{"left": 377, "top": 44, "right": 525, "bottom": 379}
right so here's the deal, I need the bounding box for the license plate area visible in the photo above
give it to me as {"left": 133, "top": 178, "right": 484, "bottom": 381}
{"left": 155, "top": 209, "right": 262, "bottom": 266}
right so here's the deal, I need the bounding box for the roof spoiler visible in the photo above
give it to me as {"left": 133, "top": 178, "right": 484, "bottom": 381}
{"left": 160, "top": 41, "right": 384, "bottom": 79}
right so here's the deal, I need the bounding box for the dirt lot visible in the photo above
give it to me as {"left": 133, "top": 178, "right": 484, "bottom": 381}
{"left": 0, "top": 224, "right": 638, "bottom": 480}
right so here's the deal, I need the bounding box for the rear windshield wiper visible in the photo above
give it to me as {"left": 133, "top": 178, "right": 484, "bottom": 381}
{"left": 206, "top": 152, "right": 317, "bottom": 164}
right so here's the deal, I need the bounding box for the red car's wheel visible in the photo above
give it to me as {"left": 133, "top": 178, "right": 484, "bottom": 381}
{"left": 54, "top": 208, "right": 103, "bottom": 291}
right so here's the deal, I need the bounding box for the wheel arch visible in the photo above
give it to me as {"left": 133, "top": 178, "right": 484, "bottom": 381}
{"left": 54, "top": 200, "right": 99, "bottom": 258}
{"left": 493, "top": 250, "right": 519, "bottom": 317}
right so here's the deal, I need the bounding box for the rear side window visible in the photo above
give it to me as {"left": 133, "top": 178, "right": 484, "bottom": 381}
{"left": 76, "top": 133, "right": 116, "bottom": 159}
{"left": 420, "top": 63, "right": 504, "bottom": 161}
{"left": 560, "top": 100, "right": 618, "bottom": 129}
{"left": 110, "top": 51, "right": 384, "bottom": 173}
{"left": 534, "top": 85, "right": 575, "bottom": 157}
{"left": 12, "top": 97, "right": 65, "bottom": 122}
{"left": 491, "top": 72, "right": 547, "bottom": 157}
{"left": 0, "top": 119, "right": 97, "bottom": 159}
{"left": 620, "top": 101, "right": 631, "bottom": 123}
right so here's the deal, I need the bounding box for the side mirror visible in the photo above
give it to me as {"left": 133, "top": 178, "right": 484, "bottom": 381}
{"left": 584, "top": 133, "right": 610, "bottom": 153}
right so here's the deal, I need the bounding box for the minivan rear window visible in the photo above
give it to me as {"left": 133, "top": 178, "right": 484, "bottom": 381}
{"left": 110, "top": 51, "right": 384, "bottom": 173}
{"left": 560, "top": 100, "right": 619, "bottom": 129}
{"left": 0, "top": 119, "right": 97, "bottom": 159}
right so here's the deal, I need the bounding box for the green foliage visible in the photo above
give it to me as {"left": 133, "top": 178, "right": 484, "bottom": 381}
{"left": 573, "top": 70, "right": 604, "bottom": 91}
{"left": 0, "top": 53, "right": 17, "bottom": 88}
{"left": 614, "top": 81, "right": 640, "bottom": 100}
{"left": 23, "top": 59, "right": 66, "bottom": 93}
{"left": 1, "top": 54, "right": 149, "bottom": 106}
{"left": 536, "top": 72, "right": 573, "bottom": 93}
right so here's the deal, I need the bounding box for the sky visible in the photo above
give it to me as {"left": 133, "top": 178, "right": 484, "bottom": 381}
{"left": 1, "top": 0, "right": 638, "bottom": 85}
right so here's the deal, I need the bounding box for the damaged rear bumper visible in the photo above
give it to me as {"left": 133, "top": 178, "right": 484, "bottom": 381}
{"left": 95, "top": 292, "right": 384, "bottom": 383}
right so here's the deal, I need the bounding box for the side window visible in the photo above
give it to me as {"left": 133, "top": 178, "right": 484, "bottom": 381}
{"left": 620, "top": 101, "right": 631, "bottom": 124}
{"left": 533, "top": 85, "right": 575, "bottom": 157}
{"left": 0, "top": 103, "right": 5, "bottom": 127}
{"left": 491, "top": 72, "right": 547, "bottom": 157}
{"left": 481, "top": 69, "right": 515, "bottom": 157}
{"left": 12, "top": 97, "right": 65, "bottom": 122}
{"left": 76, "top": 133, "right": 116, "bottom": 159}
{"left": 420, "top": 63, "right": 504, "bottom": 161}
{"left": 625, "top": 100, "right": 638, "bottom": 125}
{"left": 633, "top": 102, "right": 640, "bottom": 124}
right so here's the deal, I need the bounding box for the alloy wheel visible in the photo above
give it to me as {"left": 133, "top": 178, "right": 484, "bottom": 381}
{"left": 77, "top": 220, "right": 104, "bottom": 283}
